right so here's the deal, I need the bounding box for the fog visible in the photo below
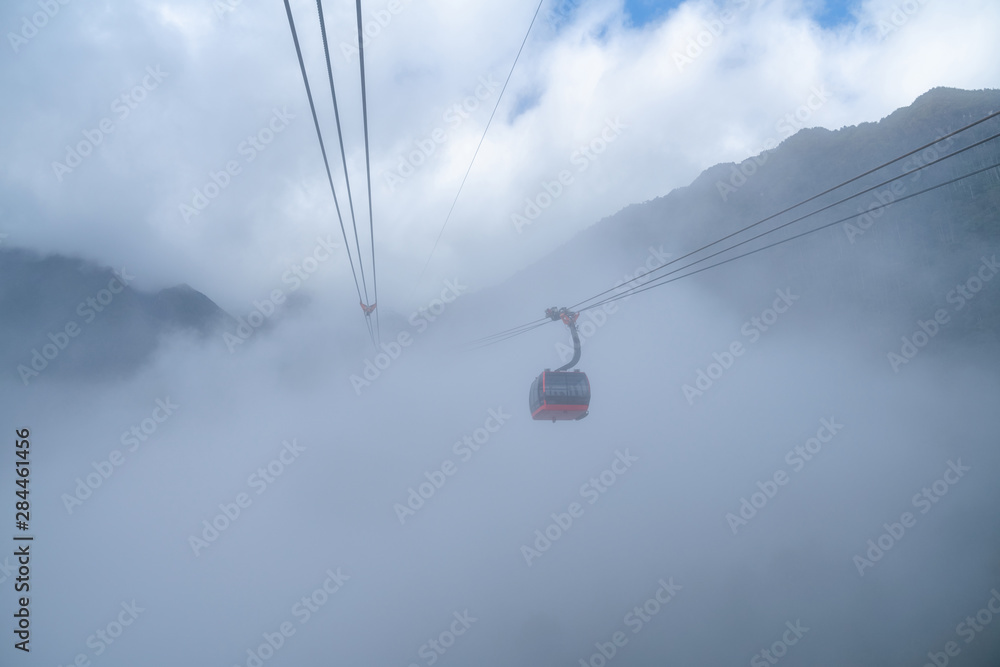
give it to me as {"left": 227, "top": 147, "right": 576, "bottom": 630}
{"left": 2, "top": 0, "right": 1000, "bottom": 666}
{"left": 4, "top": 191, "right": 1000, "bottom": 665}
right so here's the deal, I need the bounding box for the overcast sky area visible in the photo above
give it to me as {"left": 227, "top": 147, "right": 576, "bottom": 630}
{"left": 2, "top": 1, "right": 1000, "bottom": 666}
{"left": 0, "top": 0, "right": 996, "bottom": 308}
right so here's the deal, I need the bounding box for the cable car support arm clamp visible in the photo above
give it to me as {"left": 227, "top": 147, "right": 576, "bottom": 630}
{"left": 547, "top": 307, "right": 581, "bottom": 371}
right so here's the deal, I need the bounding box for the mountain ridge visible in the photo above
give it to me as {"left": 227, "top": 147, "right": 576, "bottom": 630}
{"left": 0, "top": 247, "right": 230, "bottom": 384}
{"left": 3, "top": 87, "right": 998, "bottom": 380}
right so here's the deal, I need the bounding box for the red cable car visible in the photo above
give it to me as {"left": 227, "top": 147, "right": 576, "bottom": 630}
{"left": 529, "top": 369, "right": 591, "bottom": 421}
{"left": 529, "top": 307, "right": 591, "bottom": 422}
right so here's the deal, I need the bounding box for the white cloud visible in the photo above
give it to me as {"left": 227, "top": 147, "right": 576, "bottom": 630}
{"left": 0, "top": 0, "right": 997, "bottom": 308}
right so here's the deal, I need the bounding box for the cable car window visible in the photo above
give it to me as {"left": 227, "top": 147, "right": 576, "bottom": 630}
{"left": 545, "top": 375, "right": 569, "bottom": 397}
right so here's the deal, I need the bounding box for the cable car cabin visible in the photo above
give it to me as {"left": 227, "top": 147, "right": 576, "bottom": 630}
{"left": 529, "top": 370, "right": 590, "bottom": 422}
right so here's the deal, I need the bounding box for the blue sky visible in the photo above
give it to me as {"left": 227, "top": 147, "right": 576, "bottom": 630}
{"left": 622, "top": 0, "right": 860, "bottom": 28}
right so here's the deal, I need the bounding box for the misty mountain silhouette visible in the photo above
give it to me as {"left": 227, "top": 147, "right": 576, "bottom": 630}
{"left": 487, "top": 86, "right": 999, "bottom": 343}
{"left": 3, "top": 87, "right": 997, "bottom": 385}
{"left": 0, "top": 248, "right": 230, "bottom": 384}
